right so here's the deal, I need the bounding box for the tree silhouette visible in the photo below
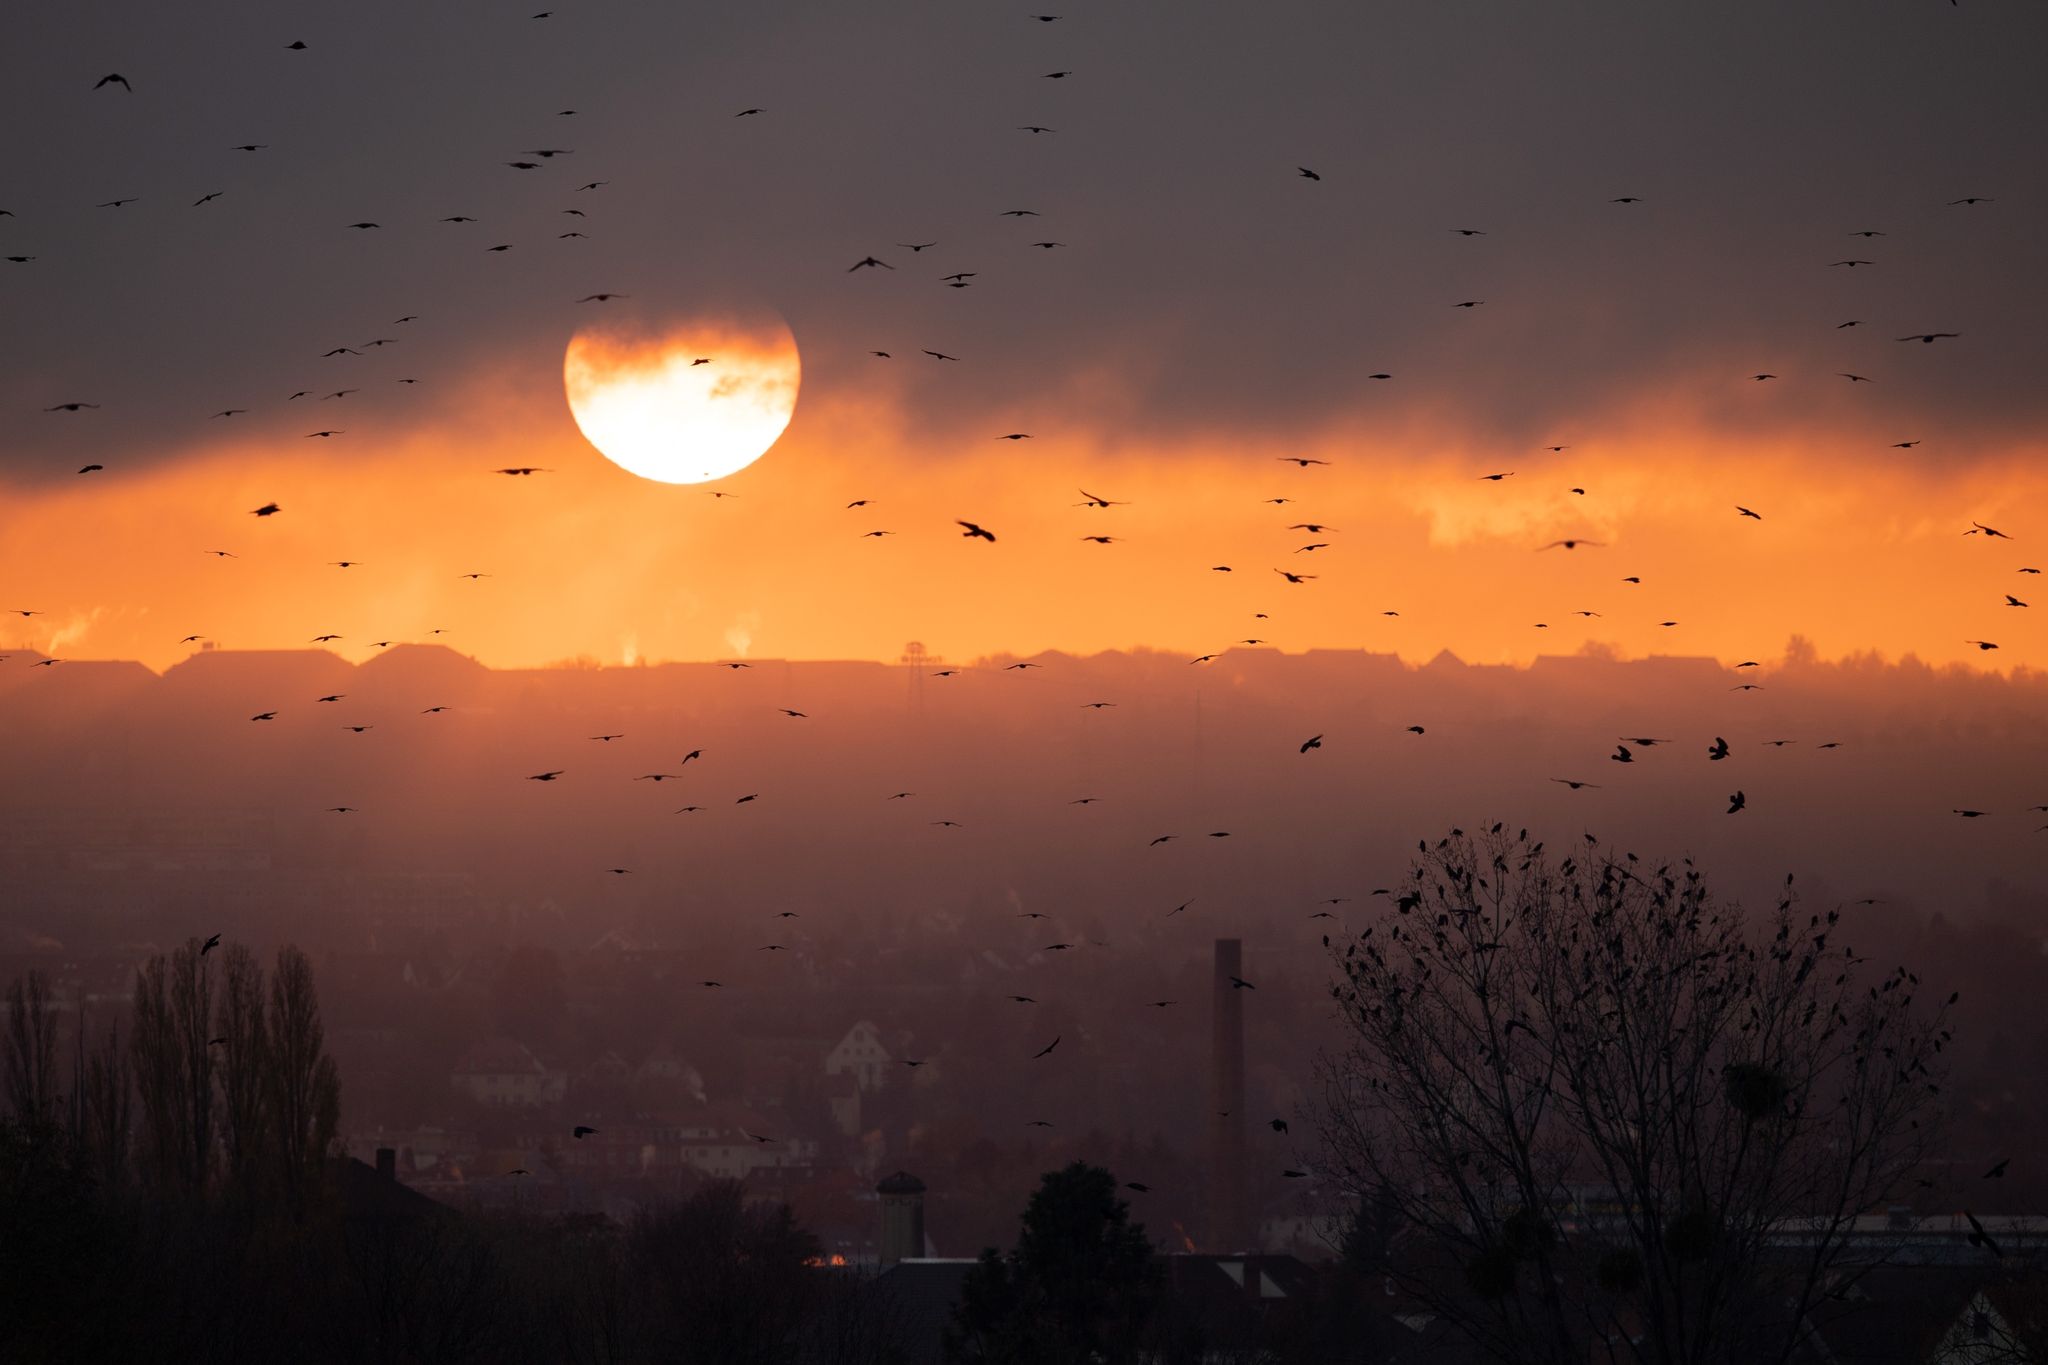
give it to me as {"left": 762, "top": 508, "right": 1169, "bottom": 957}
{"left": 215, "top": 944, "right": 270, "bottom": 1196}
{"left": 266, "top": 945, "right": 339, "bottom": 1215}
{"left": 946, "top": 1161, "right": 1161, "bottom": 1364}
{"left": 4, "top": 969, "right": 61, "bottom": 1136}
{"left": 627, "top": 1178, "right": 824, "bottom": 1364}
{"left": 132, "top": 938, "right": 218, "bottom": 1191}
{"left": 1317, "top": 826, "right": 1951, "bottom": 1365}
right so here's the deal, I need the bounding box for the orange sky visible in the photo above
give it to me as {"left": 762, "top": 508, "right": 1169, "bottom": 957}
{"left": 3, "top": 344, "right": 2041, "bottom": 677}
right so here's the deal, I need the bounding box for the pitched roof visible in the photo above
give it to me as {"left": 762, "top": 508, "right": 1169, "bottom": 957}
{"left": 1800, "top": 1265, "right": 1996, "bottom": 1364}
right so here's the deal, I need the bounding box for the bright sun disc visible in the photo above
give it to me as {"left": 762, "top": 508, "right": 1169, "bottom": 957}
{"left": 563, "top": 314, "right": 800, "bottom": 484}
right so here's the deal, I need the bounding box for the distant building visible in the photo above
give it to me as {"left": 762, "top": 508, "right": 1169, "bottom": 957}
{"left": 449, "top": 1037, "right": 567, "bottom": 1106}
{"left": 823, "top": 1070, "right": 862, "bottom": 1137}
{"left": 635, "top": 1040, "right": 706, "bottom": 1102}
{"left": 878, "top": 1171, "right": 927, "bottom": 1267}
{"left": 825, "top": 1019, "right": 893, "bottom": 1092}
{"left": 1797, "top": 1265, "right": 2048, "bottom": 1363}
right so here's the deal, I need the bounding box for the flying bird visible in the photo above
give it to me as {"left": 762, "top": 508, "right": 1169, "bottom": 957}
{"left": 1966, "top": 1211, "right": 2003, "bottom": 1259}
{"left": 958, "top": 521, "right": 997, "bottom": 542}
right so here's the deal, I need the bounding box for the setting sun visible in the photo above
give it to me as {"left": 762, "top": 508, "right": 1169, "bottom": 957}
{"left": 563, "top": 314, "right": 800, "bottom": 485}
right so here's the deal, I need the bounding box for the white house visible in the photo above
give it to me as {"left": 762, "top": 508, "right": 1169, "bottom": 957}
{"left": 824, "top": 1019, "right": 892, "bottom": 1093}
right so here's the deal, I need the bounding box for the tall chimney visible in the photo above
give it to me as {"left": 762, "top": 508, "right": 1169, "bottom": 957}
{"left": 877, "top": 1171, "right": 927, "bottom": 1266}
{"left": 1209, "top": 939, "right": 1249, "bottom": 1250}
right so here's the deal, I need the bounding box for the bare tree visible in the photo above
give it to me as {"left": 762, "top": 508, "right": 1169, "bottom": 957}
{"left": 215, "top": 944, "right": 271, "bottom": 1197}
{"left": 1316, "top": 827, "right": 1950, "bottom": 1365}
{"left": 132, "top": 940, "right": 218, "bottom": 1191}
{"left": 4, "top": 969, "right": 61, "bottom": 1133}
{"left": 265, "top": 945, "right": 339, "bottom": 1214}
{"left": 76, "top": 1008, "right": 133, "bottom": 1192}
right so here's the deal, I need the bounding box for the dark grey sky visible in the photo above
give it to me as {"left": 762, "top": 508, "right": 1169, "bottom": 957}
{"left": 4, "top": 0, "right": 2044, "bottom": 478}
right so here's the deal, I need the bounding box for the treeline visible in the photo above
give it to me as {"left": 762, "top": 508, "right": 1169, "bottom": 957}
{"left": 5, "top": 939, "right": 339, "bottom": 1202}
{"left": 0, "top": 940, "right": 905, "bottom": 1363}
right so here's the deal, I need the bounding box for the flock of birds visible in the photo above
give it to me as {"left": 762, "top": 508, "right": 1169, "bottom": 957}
{"left": 4, "top": 8, "right": 2044, "bottom": 1200}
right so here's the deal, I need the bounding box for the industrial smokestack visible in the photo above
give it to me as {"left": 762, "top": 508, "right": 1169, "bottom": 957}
{"left": 1209, "top": 938, "right": 1249, "bottom": 1250}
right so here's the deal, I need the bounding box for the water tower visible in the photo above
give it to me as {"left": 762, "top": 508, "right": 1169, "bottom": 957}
{"left": 877, "top": 1170, "right": 927, "bottom": 1265}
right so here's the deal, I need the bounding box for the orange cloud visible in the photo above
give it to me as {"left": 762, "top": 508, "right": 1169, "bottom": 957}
{"left": 1, "top": 364, "right": 2041, "bottom": 676}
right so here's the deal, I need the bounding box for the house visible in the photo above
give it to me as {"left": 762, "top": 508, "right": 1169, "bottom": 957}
{"left": 823, "top": 1069, "right": 862, "bottom": 1136}
{"left": 825, "top": 1019, "right": 892, "bottom": 1092}
{"left": 449, "top": 1036, "right": 567, "bottom": 1106}
{"left": 1931, "top": 1275, "right": 2048, "bottom": 1363}
{"left": 636, "top": 1040, "right": 706, "bottom": 1102}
